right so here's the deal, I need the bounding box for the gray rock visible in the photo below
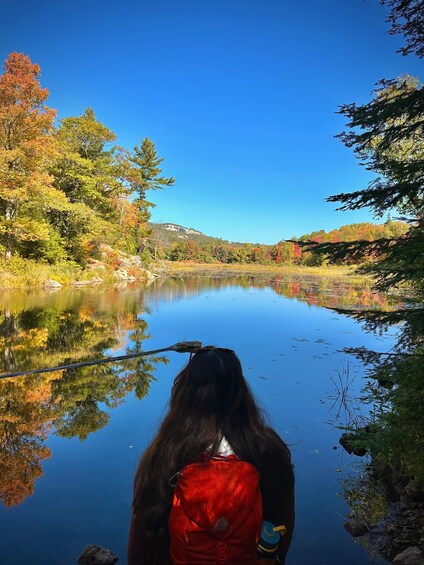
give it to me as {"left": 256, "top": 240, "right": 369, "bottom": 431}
{"left": 405, "top": 481, "right": 424, "bottom": 501}
{"left": 114, "top": 268, "right": 129, "bottom": 280}
{"left": 99, "top": 243, "right": 114, "bottom": 255}
{"left": 393, "top": 546, "right": 424, "bottom": 565}
{"left": 140, "top": 268, "right": 157, "bottom": 281}
{"left": 86, "top": 259, "right": 106, "bottom": 270}
{"left": 72, "top": 280, "right": 92, "bottom": 286}
{"left": 119, "top": 257, "right": 133, "bottom": 268}
{"left": 72, "top": 278, "right": 104, "bottom": 286}
{"left": 130, "top": 255, "right": 143, "bottom": 266}
{"left": 344, "top": 520, "right": 368, "bottom": 537}
{"left": 77, "top": 544, "right": 119, "bottom": 565}
{"left": 118, "top": 254, "right": 143, "bottom": 268}
{"left": 339, "top": 432, "right": 367, "bottom": 456}
{"left": 44, "top": 279, "right": 62, "bottom": 288}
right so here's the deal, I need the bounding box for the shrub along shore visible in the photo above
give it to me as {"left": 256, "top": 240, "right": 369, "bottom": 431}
{"left": 0, "top": 258, "right": 367, "bottom": 290}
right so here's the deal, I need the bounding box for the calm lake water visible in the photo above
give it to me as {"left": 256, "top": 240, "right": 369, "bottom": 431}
{"left": 0, "top": 274, "right": 398, "bottom": 565}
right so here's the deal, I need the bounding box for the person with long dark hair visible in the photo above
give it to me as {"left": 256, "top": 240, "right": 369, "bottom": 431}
{"left": 128, "top": 347, "right": 295, "bottom": 564}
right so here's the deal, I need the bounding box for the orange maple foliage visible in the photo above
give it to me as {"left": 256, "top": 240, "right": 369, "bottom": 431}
{"left": 0, "top": 53, "right": 68, "bottom": 256}
{"left": 0, "top": 371, "right": 63, "bottom": 506}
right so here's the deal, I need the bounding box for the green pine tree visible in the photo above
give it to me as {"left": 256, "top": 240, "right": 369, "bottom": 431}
{"left": 307, "top": 1, "right": 424, "bottom": 489}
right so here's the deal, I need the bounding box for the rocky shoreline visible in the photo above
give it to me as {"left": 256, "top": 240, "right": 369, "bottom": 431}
{"left": 343, "top": 458, "right": 424, "bottom": 564}
{"left": 43, "top": 245, "right": 163, "bottom": 290}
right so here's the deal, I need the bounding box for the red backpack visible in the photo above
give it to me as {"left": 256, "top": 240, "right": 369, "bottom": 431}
{"left": 168, "top": 455, "right": 263, "bottom": 564}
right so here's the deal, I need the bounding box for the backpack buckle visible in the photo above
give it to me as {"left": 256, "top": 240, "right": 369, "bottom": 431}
{"left": 216, "top": 542, "right": 227, "bottom": 563}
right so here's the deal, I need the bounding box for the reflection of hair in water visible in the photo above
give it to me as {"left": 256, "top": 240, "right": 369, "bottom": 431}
{"left": 129, "top": 347, "right": 295, "bottom": 564}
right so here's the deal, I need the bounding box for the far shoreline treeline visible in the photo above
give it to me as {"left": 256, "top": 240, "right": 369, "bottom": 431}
{"left": 150, "top": 220, "right": 408, "bottom": 266}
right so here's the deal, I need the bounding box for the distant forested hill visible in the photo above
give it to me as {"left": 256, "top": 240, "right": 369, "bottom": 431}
{"left": 149, "top": 223, "right": 229, "bottom": 247}
{"left": 148, "top": 221, "right": 409, "bottom": 265}
{"left": 298, "top": 221, "right": 408, "bottom": 243}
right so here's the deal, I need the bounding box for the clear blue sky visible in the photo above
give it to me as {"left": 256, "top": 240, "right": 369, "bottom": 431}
{"left": 1, "top": 0, "right": 422, "bottom": 243}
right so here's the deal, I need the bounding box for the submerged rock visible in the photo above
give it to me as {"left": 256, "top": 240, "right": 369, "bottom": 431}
{"left": 393, "top": 546, "right": 424, "bottom": 565}
{"left": 404, "top": 481, "right": 424, "bottom": 502}
{"left": 77, "top": 544, "right": 119, "bottom": 564}
{"left": 339, "top": 432, "right": 367, "bottom": 456}
{"left": 72, "top": 277, "right": 104, "bottom": 286}
{"left": 344, "top": 520, "right": 368, "bottom": 537}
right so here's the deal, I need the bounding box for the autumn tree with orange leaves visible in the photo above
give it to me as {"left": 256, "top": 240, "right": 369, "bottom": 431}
{"left": 0, "top": 53, "right": 68, "bottom": 259}
{"left": 0, "top": 52, "right": 174, "bottom": 264}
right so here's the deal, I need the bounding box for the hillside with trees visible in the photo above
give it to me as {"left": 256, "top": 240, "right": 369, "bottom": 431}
{"left": 0, "top": 52, "right": 174, "bottom": 276}
{"left": 150, "top": 220, "right": 409, "bottom": 266}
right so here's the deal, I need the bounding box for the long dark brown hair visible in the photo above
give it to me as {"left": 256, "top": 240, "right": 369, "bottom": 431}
{"left": 132, "top": 347, "right": 293, "bottom": 562}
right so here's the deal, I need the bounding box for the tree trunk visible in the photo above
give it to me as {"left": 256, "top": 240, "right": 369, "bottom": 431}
{"left": 5, "top": 202, "right": 15, "bottom": 260}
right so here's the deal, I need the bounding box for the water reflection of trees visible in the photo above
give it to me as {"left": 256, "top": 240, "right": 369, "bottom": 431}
{"left": 149, "top": 274, "right": 398, "bottom": 311}
{"left": 0, "top": 371, "right": 56, "bottom": 506}
{"left": 0, "top": 287, "right": 167, "bottom": 507}
{"left": 261, "top": 275, "right": 397, "bottom": 310}
{"left": 0, "top": 276, "right": 400, "bottom": 507}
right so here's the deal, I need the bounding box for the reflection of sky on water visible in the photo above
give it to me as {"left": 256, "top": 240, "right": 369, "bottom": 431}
{"left": 0, "top": 276, "right": 393, "bottom": 564}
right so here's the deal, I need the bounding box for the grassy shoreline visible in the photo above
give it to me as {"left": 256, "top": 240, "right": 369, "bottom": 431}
{"left": 0, "top": 257, "right": 366, "bottom": 290}
{"left": 0, "top": 257, "right": 147, "bottom": 290}
{"left": 162, "top": 261, "right": 364, "bottom": 279}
